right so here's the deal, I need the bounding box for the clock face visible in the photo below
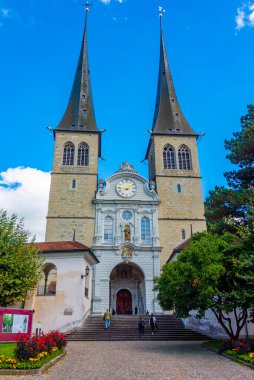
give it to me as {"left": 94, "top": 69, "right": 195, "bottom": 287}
{"left": 116, "top": 179, "right": 137, "bottom": 198}
{"left": 122, "top": 211, "right": 133, "bottom": 221}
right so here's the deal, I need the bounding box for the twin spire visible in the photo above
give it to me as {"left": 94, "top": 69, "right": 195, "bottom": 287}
{"left": 56, "top": 12, "right": 196, "bottom": 137}
{"left": 152, "top": 21, "right": 196, "bottom": 136}
{"left": 56, "top": 11, "right": 98, "bottom": 132}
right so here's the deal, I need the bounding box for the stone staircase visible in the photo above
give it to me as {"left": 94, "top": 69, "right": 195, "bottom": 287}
{"left": 67, "top": 315, "right": 210, "bottom": 341}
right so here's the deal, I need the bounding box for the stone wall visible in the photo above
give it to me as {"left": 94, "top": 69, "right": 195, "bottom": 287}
{"left": 148, "top": 135, "right": 206, "bottom": 265}
{"left": 45, "top": 132, "right": 99, "bottom": 245}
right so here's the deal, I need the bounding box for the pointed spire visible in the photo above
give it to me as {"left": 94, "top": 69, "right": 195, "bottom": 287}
{"left": 56, "top": 10, "right": 98, "bottom": 132}
{"left": 152, "top": 19, "right": 197, "bottom": 136}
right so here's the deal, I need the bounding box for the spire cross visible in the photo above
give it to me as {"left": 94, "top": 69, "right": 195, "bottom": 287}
{"left": 158, "top": 6, "right": 166, "bottom": 18}
{"left": 82, "top": 2, "right": 92, "bottom": 13}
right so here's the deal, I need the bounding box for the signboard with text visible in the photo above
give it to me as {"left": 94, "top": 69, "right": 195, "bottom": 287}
{"left": 0, "top": 308, "right": 33, "bottom": 342}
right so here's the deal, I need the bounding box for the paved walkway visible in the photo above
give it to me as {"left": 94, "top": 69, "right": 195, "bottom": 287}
{"left": 2, "top": 341, "right": 253, "bottom": 380}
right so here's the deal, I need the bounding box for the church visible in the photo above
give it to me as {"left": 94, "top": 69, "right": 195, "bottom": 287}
{"left": 26, "top": 9, "right": 206, "bottom": 333}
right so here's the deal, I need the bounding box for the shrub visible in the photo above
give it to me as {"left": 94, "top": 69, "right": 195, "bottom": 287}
{"left": 219, "top": 339, "right": 254, "bottom": 355}
{"left": 15, "top": 330, "right": 66, "bottom": 361}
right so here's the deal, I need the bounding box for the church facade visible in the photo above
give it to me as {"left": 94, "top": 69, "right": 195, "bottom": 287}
{"left": 33, "top": 11, "right": 206, "bottom": 329}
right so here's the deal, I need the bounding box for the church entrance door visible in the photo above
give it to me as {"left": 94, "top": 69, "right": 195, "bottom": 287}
{"left": 116, "top": 289, "right": 132, "bottom": 315}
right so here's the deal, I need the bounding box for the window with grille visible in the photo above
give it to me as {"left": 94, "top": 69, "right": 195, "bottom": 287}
{"left": 141, "top": 217, "right": 151, "bottom": 243}
{"left": 77, "top": 143, "right": 89, "bottom": 166}
{"left": 104, "top": 216, "right": 113, "bottom": 244}
{"left": 178, "top": 145, "right": 192, "bottom": 170}
{"left": 163, "top": 145, "right": 176, "bottom": 169}
{"left": 63, "top": 142, "right": 74, "bottom": 166}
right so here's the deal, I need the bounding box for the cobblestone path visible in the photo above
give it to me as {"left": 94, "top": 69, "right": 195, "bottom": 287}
{"left": 2, "top": 341, "right": 253, "bottom": 380}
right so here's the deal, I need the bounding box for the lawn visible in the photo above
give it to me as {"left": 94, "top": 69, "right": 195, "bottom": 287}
{"left": 203, "top": 340, "right": 222, "bottom": 351}
{"left": 0, "top": 343, "right": 16, "bottom": 357}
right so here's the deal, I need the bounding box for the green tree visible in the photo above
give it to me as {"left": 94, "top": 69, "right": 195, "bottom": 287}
{"left": 154, "top": 232, "right": 254, "bottom": 340}
{"left": 205, "top": 105, "right": 254, "bottom": 233}
{"left": 0, "top": 210, "right": 43, "bottom": 307}
{"left": 224, "top": 104, "right": 254, "bottom": 190}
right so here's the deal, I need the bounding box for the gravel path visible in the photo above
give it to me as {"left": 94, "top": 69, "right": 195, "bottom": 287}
{"left": 2, "top": 341, "right": 253, "bottom": 380}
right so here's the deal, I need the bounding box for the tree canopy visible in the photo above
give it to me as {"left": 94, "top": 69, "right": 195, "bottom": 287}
{"left": 154, "top": 232, "right": 254, "bottom": 339}
{"left": 0, "top": 210, "right": 43, "bottom": 307}
{"left": 205, "top": 104, "right": 254, "bottom": 234}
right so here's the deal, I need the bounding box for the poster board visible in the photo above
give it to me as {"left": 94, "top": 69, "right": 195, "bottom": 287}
{"left": 0, "top": 308, "right": 33, "bottom": 342}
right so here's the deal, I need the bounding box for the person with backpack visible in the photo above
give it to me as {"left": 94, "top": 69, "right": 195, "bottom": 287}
{"left": 149, "top": 313, "right": 156, "bottom": 335}
{"left": 103, "top": 309, "right": 112, "bottom": 329}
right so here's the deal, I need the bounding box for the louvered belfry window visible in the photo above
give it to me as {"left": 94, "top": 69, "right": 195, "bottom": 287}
{"left": 77, "top": 143, "right": 89, "bottom": 166}
{"left": 63, "top": 142, "right": 74, "bottom": 166}
{"left": 178, "top": 145, "right": 192, "bottom": 170}
{"left": 163, "top": 145, "right": 176, "bottom": 169}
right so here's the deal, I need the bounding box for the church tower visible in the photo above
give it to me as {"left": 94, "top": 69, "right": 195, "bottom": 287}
{"left": 146, "top": 19, "right": 206, "bottom": 265}
{"left": 46, "top": 10, "right": 100, "bottom": 245}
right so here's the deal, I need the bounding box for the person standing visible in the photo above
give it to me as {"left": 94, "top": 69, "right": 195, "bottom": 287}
{"left": 103, "top": 309, "right": 112, "bottom": 329}
{"left": 149, "top": 313, "right": 156, "bottom": 335}
{"left": 138, "top": 317, "right": 145, "bottom": 337}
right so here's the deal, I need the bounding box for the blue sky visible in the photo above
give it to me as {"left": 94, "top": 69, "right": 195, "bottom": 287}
{"left": 0, "top": 0, "right": 253, "bottom": 238}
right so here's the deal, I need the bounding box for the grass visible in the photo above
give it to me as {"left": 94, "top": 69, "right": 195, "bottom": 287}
{"left": 0, "top": 343, "right": 16, "bottom": 357}
{"left": 0, "top": 347, "right": 65, "bottom": 370}
{"left": 203, "top": 340, "right": 222, "bottom": 351}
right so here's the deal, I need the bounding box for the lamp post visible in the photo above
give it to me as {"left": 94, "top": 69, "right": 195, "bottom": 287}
{"left": 81, "top": 266, "right": 90, "bottom": 279}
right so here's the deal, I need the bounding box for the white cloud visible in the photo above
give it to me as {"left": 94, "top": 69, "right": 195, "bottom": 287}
{"left": 249, "top": 4, "right": 254, "bottom": 25}
{"left": 99, "top": 0, "right": 124, "bottom": 4}
{"left": 0, "top": 167, "right": 51, "bottom": 242}
{"left": 235, "top": 8, "right": 245, "bottom": 30}
{"left": 235, "top": 2, "right": 254, "bottom": 30}
{"left": 1, "top": 8, "right": 10, "bottom": 17}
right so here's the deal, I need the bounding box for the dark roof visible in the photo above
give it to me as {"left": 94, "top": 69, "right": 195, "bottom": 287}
{"left": 152, "top": 24, "right": 197, "bottom": 137}
{"left": 33, "top": 241, "right": 99, "bottom": 264}
{"left": 33, "top": 241, "right": 91, "bottom": 253}
{"left": 173, "top": 237, "right": 191, "bottom": 251}
{"left": 56, "top": 13, "right": 99, "bottom": 133}
{"left": 167, "top": 237, "right": 191, "bottom": 263}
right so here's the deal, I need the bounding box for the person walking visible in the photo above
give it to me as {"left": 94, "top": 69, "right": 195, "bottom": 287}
{"left": 103, "top": 309, "right": 112, "bottom": 329}
{"left": 138, "top": 317, "right": 145, "bottom": 337}
{"left": 149, "top": 313, "right": 156, "bottom": 335}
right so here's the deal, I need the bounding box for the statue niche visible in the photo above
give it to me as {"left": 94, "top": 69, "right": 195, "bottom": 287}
{"left": 124, "top": 224, "right": 131, "bottom": 242}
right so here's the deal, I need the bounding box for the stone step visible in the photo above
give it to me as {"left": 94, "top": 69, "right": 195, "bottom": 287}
{"left": 67, "top": 314, "right": 210, "bottom": 342}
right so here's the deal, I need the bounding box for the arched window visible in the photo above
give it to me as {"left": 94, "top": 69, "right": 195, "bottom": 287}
{"left": 77, "top": 143, "right": 89, "bottom": 166}
{"left": 178, "top": 145, "right": 192, "bottom": 170}
{"left": 182, "top": 229, "right": 186, "bottom": 240}
{"left": 37, "top": 263, "right": 57, "bottom": 296}
{"left": 163, "top": 145, "right": 176, "bottom": 169}
{"left": 141, "top": 217, "right": 151, "bottom": 243}
{"left": 63, "top": 142, "right": 74, "bottom": 166}
{"left": 104, "top": 216, "right": 113, "bottom": 244}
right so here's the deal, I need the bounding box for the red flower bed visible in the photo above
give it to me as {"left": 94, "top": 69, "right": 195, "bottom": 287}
{"left": 220, "top": 339, "right": 254, "bottom": 355}
{"left": 15, "top": 330, "right": 67, "bottom": 361}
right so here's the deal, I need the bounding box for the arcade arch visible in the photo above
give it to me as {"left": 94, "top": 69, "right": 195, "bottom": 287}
{"left": 109, "top": 263, "right": 145, "bottom": 315}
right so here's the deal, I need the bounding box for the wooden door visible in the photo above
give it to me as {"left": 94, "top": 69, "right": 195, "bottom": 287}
{"left": 116, "top": 289, "right": 132, "bottom": 315}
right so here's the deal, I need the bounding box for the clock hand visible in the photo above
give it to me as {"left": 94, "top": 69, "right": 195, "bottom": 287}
{"left": 118, "top": 185, "right": 131, "bottom": 190}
